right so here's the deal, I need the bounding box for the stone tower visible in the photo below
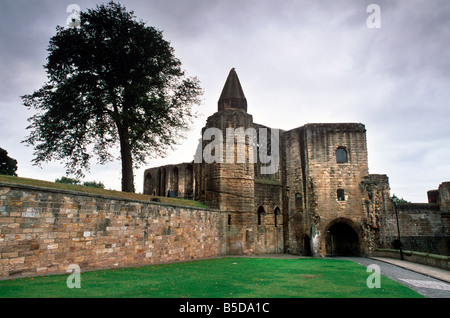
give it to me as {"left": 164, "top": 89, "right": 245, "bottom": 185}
{"left": 282, "top": 123, "right": 375, "bottom": 256}
{"left": 196, "top": 68, "right": 255, "bottom": 213}
{"left": 194, "top": 69, "right": 260, "bottom": 254}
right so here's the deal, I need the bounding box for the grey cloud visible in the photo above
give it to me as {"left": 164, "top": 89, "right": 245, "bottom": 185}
{"left": 0, "top": 0, "right": 448, "bottom": 201}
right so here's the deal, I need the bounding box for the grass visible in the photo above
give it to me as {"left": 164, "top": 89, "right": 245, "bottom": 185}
{"left": 0, "top": 175, "right": 208, "bottom": 209}
{"left": 254, "top": 177, "right": 282, "bottom": 187}
{"left": 0, "top": 258, "right": 424, "bottom": 298}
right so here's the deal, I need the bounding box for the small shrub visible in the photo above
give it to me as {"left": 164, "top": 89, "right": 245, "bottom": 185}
{"left": 55, "top": 176, "right": 80, "bottom": 185}
{"left": 83, "top": 181, "right": 105, "bottom": 189}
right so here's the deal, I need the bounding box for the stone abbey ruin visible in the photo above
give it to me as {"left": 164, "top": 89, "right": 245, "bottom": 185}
{"left": 0, "top": 69, "right": 448, "bottom": 279}
{"left": 144, "top": 68, "right": 450, "bottom": 257}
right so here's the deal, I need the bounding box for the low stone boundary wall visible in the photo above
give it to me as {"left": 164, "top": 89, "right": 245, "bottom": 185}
{"left": 373, "top": 249, "right": 450, "bottom": 271}
{"left": 0, "top": 182, "right": 226, "bottom": 279}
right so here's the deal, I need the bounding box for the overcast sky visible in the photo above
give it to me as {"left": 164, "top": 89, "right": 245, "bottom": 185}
{"left": 1, "top": 0, "right": 449, "bottom": 202}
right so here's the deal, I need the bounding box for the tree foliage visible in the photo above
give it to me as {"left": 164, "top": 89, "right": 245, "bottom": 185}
{"left": 0, "top": 147, "right": 18, "bottom": 176}
{"left": 22, "top": 2, "right": 203, "bottom": 192}
{"left": 82, "top": 180, "right": 105, "bottom": 189}
{"left": 55, "top": 176, "right": 105, "bottom": 189}
{"left": 391, "top": 195, "right": 411, "bottom": 204}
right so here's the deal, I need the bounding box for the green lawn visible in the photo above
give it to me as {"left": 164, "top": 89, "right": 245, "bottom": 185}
{"left": 0, "top": 258, "right": 423, "bottom": 298}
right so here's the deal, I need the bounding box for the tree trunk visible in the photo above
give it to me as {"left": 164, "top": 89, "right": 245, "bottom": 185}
{"left": 118, "top": 125, "right": 135, "bottom": 193}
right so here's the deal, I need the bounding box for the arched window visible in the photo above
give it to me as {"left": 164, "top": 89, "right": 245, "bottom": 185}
{"left": 257, "top": 206, "right": 265, "bottom": 226}
{"left": 274, "top": 207, "right": 280, "bottom": 227}
{"left": 336, "top": 147, "right": 348, "bottom": 164}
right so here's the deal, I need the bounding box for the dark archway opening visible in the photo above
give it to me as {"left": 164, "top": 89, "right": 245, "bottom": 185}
{"left": 274, "top": 207, "right": 280, "bottom": 227}
{"left": 257, "top": 206, "right": 265, "bottom": 226}
{"left": 303, "top": 235, "right": 312, "bottom": 256}
{"left": 326, "top": 222, "right": 360, "bottom": 256}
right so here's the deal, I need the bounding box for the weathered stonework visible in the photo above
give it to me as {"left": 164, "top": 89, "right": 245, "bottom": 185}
{"left": 144, "top": 68, "right": 449, "bottom": 257}
{"left": 379, "top": 182, "right": 450, "bottom": 255}
{"left": 143, "top": 69, "right": 387, "bottom": 257}
{"left": 0, "top": 183, "right": 226, "bottom": 278}
{"left": 282, "top": 124, "right": 372, "bottom": 256}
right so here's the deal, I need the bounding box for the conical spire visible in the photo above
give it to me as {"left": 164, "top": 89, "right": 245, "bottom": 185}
{"left": 218, "top": 68, "right": 247, "bottom": 112}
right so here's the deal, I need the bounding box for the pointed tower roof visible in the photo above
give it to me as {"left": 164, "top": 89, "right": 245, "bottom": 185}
{"left": 218, "top": 68, "right": 247, "bottom": 112}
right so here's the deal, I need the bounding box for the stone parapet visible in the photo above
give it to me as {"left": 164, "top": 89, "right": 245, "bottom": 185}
{"left": 0, "top": 182, "right": 226, "bottom": 279}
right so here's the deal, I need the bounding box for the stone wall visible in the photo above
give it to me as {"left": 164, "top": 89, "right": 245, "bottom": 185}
{"left": 253, "top": 180, "right": 284, "bottom": 254}
{"left": 376, "top": 181, "right": 450, "bottom": 256}
{"left": 225, "top": 210, "right": 284, "bottom": 255}
{"left": 379, "top": 203, "right": 449, "bottom": 256}
{"left": 280, "top": 127, "right": 305, "bottom": 255}
{"left": 0, "top": 182, "right": 226, "bottom": 279}
{"left": 373, "top": 249, "right": 450, "bottom": 271}
{"left": 360, "top": 174, "right": 391, "bottom": 254}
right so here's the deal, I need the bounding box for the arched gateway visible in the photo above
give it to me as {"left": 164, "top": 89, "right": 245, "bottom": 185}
{"left": 325, "top": 218, "right": 361, "bottom": 256}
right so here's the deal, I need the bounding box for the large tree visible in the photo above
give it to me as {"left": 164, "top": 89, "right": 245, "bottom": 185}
{"left": 0, "top": 147, "right": 18, "bottom": 176}
{"left": 22, "top": 2, "right": 202, "bottom": 192}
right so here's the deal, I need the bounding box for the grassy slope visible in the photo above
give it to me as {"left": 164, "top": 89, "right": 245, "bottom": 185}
{"left": 0, "top": 258, "right": 423, "bottom": 298}
{"left": 0, "top": 175, "right": 208, "bottom": 209}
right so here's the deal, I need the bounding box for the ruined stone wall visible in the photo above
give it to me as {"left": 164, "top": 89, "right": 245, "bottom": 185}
{"left": 254, "top": 181, "right": 282, "bottom": 225}
{"left": 280, "top": 127, "right": 306, "bottom": 255}
{"left": 143, "top": 163, "right": 194, "bottom": 199}
{"left": 360, "top": 174, "right": 391, "bottom": 254}
{"left": 225, "top": 211, "right": 283, "bottom": 255}
{"left": 378, "top": 181, "right": 450, "bottom": 256}
{"left": 253, "top": 181, "right": 284, "bottom": 253}
{"left": 0, "top": 183, "right": 226, "bottom": 279}
{"left": 379, "top": 203, "right": 449, "bottom": 255}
